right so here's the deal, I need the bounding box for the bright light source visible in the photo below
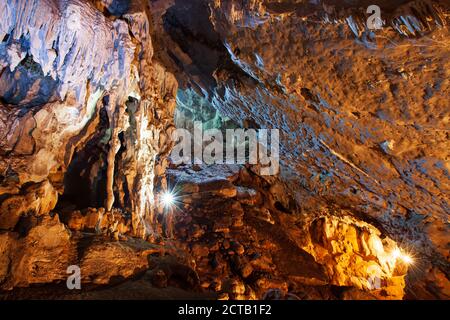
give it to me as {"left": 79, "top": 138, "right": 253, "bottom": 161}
{"left": 401, "top": 254, "right": 413, "bottom": 265}
{"left": 391, "top": 248, "right": 414, "bottom": 265}
{"left": 161, "top": 192, "right": 175, "bottom": 208}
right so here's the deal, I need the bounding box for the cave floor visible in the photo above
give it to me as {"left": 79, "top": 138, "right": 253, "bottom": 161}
{"left": 1, "top": 164, "right": 380, "bottom": 300}
{"left": 0, "top": 276, "right": 217, "bottom": 300}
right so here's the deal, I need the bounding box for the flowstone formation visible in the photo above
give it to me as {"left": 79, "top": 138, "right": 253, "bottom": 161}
{"left": 0, "top": 0, "right": 177, "bottom": 290}
{"left": 0, "top": 0, "right": 448, "bottom": 300}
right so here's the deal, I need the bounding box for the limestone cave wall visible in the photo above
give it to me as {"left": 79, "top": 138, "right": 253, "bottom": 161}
{"left": 0, "top": 0, "right": 448, "bottom": 300}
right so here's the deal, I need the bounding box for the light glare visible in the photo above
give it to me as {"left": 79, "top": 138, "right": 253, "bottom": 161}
{"left": 391, "top": 248, "right": 414, "bottom": 265}
{"left": 401, "top": 254, "right": 413, "bottom": 265}
{"left": 161, "top": 192, "right": 175, "bottom": 208}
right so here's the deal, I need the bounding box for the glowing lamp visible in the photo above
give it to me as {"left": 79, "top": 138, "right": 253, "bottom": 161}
{"left": 391, "top": 248, "right": 414, "bottom": 265}
{"left": 161, "top": 192, "right": 175, "bottom": 208}
{"left": 401, "top": 254, "right": 413, "bottom": 265}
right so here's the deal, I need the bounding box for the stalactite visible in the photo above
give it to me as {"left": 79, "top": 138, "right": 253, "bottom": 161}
{"left": 104, "top": 96, "right": 126, "bottom": 212}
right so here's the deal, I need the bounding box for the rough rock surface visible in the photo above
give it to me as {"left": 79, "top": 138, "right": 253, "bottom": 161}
{"left": 156, "top": 0, "right": 450, "bottom": 299}
{"left": 0, "top": 0, "right": 177, "bottom": 235}
{"left": 0, "top": 0, "right": 178, "bottom": 296}
{"left": 0, "top": 0, "right": 448, "bottom": 300}
{"left": 165, "top": 164, "right": 408, "bottom": 299}
{"left": 0, "top": 214, "right": 72, "bottom": 290}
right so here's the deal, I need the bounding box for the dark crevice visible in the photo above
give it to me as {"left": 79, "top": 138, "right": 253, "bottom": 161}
{"left": 57, "top": 107, "right": 110, "bottom": 211}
